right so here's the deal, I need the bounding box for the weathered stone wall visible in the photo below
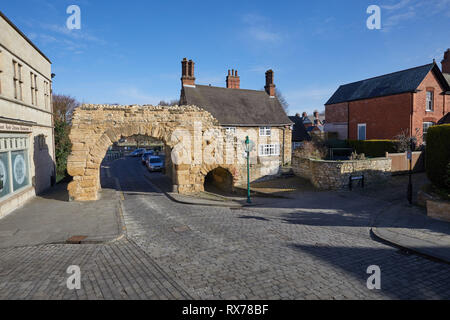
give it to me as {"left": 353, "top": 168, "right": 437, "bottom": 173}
{"left": 427, "top": 200, "right": 450, "bottom": 222}
{"left": 292, "top": 156, "right": 312, "bottom": 180}
{"left": 67, "top": 104, "right": 290, "bottom": 201}
{"left": 292, "top": 151, "right": 392, "bottom": 190}
{"left": 68, "top": 104, "right": 219, "bottom": 200}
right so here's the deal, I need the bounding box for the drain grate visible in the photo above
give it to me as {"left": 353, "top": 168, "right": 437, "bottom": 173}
{"left": 66, "top": 235, "right": 88, "bottom": 244}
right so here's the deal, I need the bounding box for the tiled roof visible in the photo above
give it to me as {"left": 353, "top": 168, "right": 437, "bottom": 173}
{"left": 181, "top": 85, "right": 292, "bottom": 126}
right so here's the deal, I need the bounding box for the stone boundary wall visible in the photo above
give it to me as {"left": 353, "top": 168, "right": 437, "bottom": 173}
{"left": 427, "top": 200, "right": 450, "bottom": 222}
{"left": 292, "top": 153, "right": 392, "bottom": 190}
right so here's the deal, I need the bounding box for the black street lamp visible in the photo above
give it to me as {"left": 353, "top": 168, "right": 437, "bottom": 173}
{"left": 407, "top": 139, "right": 414, "bottom": 205}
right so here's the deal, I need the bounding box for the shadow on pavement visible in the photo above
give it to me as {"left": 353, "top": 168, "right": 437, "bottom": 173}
{"left": 289, "top": 243, "right": 450, "bottom": 299}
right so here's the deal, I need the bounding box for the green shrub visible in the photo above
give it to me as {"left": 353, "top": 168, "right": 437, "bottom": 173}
{"left": 444, "top": 162, "right": 450, "bottom": 190}
{"left": 426, "top": 124, "right": 450, "bottom": 189}
{"left": 325, "top": 139, "right": 349, "bottom": 149}
{"left": 54, "top": 118, "right": 72, "bottom": 180}
{"left": 347, "top": 140, "right": 396, "bottom": 158}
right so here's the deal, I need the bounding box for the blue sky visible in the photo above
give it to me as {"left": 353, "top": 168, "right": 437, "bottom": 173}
{"left": 2, "top": 0, "right": 449, "bottom": 115}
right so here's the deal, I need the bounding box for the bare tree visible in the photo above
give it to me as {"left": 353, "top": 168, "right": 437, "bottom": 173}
{"left": 53, "top": 94, "right": 80, "bottom": 123}
{"left": 275, "top": 89, "right": 289, "bottom": 113}
{"left": 158, "top": 99, "right": 179, "bottom": 106}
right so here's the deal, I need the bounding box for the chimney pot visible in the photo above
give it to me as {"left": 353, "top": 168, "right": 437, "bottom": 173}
{"left": 181, "top": 58, "right": 195, "bottom": 86}
{"left": 442, "top": 49, "right": 450, "bottom": 74}
{"left": 264, "top": 69, "right": 276, "bottom": 97}
{"left": 226, "top": 68, "right": 240, "bottom": 89}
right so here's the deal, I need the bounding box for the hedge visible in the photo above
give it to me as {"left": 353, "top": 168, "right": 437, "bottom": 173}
{"left": 347, "top": 140, "right": 396, "bottom": 158}
{"left": 426, "top": 124, "right": 450, "bottom": 189}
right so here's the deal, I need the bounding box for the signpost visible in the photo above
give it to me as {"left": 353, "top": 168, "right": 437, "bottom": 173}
{"left": 244, "top": 136, "right": 255, "bottom": 204}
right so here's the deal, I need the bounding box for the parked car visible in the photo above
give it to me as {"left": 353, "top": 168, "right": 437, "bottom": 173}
{"left": 146, "top": 156, "right": 164, "bottom": 172}
{"left": 141, "top": 151, "right": 154, "bottom": 164}
{"left": 129, "top": 148, "right": 146, "bottom": 157}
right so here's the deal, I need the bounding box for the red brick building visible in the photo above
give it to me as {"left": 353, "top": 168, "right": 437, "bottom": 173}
{"left": 324, "top": 50, "right": 450, "bottom": 145}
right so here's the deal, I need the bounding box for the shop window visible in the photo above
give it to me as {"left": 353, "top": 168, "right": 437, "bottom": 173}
{"left": 0, "top": 134, "right": 30, "bottom": 200}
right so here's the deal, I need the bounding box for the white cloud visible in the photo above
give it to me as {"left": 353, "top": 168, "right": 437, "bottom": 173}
{"left": 241, "top": 13, "right": 285, "bottom": 45}
{"left": 381, "top": 0, "right": 412, "bottom": 11}
{"left": 381, "top": 0, "right": 450, "bottom": 31}
{"left": 117, "top": 87, "right": 170, "bottom": 105}
{"left": 40, "top": 23, "right": 105, "bottom": 44}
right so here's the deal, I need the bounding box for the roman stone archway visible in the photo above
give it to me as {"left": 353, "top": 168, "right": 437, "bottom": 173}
{"left": 67, "top": 104, "right": 244, "bottom": 201}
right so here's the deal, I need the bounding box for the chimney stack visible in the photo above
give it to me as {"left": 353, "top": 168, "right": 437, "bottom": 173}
{"left": 442, "top": 49, "right": 450, "bottom": 74}
{"left": 265, "top": 69, "right": 276, "bottom": 97}
{"left": 181, "top": 58, "right": 196, "bottom": 86}
{"left": 226, "top": 69, "right": 240, "bottom": 89}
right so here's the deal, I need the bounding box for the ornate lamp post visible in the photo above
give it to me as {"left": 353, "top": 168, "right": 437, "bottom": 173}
{"left": 244, "top": 136, "right": 254, "bottom": 204}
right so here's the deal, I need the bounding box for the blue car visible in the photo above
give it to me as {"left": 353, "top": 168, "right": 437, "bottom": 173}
{"left": 141, "top": 151, "right": 154, "bottom": 164}
{"left": 129, "top": 148, "right": 146, "bottom": 157}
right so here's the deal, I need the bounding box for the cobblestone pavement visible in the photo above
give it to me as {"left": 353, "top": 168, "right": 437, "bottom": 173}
{"left": 1, "top": 157, "right": 449, "bottom": 299}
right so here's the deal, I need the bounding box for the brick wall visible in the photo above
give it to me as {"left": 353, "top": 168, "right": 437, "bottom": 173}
{"left": 325, "top": 102, "right": 348, "bottom": 122}
{"left": 324, "top": 102, "right": 349, "bottom": 139}
{"left": 413, "top": 70, "right": 447, "bottom": 144}
{"left": 348, "top": 93, "right": 412, "bottom": 140}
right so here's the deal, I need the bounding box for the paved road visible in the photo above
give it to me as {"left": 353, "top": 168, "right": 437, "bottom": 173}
{"left": 1, "top": 157, "right": 449, "bottom": 299}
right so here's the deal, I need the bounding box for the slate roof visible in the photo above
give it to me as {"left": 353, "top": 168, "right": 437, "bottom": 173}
{"left": 444, "top": 73, "right": 450, "bottom": 87}
{"left": 438, "top": 112, "right": 450, "bottom": 125}
{"left": 325, "top": 63, "right": 450, "bottom": 105}
{"left": 181, "top": 85, "right": 292, "bottom": 126}
{"left": 288, "top": 116, "right": 311, "bottom": 142}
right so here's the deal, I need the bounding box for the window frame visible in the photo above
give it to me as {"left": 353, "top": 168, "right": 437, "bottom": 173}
{"left": 426, "top": 90, "right": 434, "bottom": 112}
{"left": 259, "top": 143, "right": 280, "bottom": 157}
{"left": 12, "top": 60, "right": 23, "bottom": 101}
{"left": 224, "top": 127, "right": 236, "bottom": 135}
{"left": 357, "top": 123, "right": 366, "bottom": 141}
{"left": 259, "top": 126, "right": 272, "bottom": 137}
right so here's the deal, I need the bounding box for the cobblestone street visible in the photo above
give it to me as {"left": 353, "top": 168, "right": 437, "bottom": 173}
{"left": 1, "top": 157, "right": 449, "bottom": 300}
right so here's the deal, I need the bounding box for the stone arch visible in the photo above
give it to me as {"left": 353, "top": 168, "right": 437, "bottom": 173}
{"left": 67, "top": 104, "right": 223, "bottom": 201}
{"left": 199, "top": 163, "right": 240, "bottom": 192}
{"left": 203, "top": 166, "right": 237, "bottom": 193}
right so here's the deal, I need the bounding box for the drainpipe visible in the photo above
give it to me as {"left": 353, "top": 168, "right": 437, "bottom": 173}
{"left": 347, "top": 102, "right": 350, "bottom": 140}
{"left": 282, "top": 126, "right": 285, "bottom": 166}
{"left": 410, "top": 92, "right": 414, "bottom": 139}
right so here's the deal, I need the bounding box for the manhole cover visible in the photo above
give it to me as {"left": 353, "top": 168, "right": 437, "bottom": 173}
{"left": 66, "top": 235, "right": 88, "bottom": 244}
{"left": 173, "top": 226, "right": 190, "bottom": 233}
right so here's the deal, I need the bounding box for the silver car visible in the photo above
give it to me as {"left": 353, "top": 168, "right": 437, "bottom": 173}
{"left": 146, "top": 156, "right": 164, "bottom": 172}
